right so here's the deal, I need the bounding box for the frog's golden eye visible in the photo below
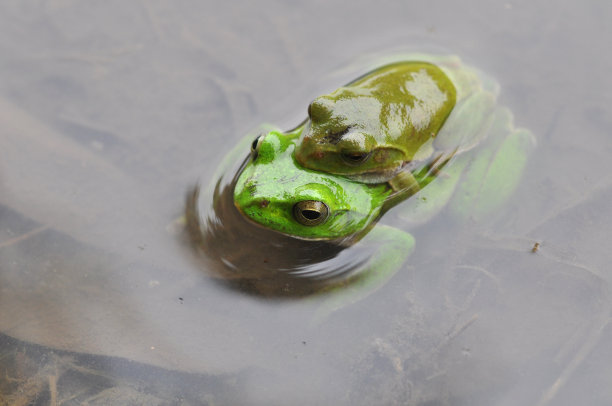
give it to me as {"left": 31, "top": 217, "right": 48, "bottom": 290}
{"left": 293, "top": 200, "right": 329, "bottom": 226}
{"left": 250, "top": 134, "right": 264, "bottom": 160}
{"left": 341, "top": 151, "right": 371, "bottom": 166}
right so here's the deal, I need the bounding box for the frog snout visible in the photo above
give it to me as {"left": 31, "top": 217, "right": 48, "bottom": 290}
{"left": 293, "top": 200, "right": 329, "bottom": 226}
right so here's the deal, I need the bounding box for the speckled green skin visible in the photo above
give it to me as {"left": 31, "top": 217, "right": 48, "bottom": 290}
{"left": 234, "top": 129, "right": 393, "bottom": 240}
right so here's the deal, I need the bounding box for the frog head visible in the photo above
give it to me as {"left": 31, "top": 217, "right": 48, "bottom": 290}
{"left": 294, "top": 62, "right": 457, "bottom": 183}
{"left": 234, "top": 131, "right": 391, "bottom": 240}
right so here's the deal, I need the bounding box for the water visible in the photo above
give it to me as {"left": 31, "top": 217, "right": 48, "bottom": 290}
{"left": 1, "top": 1, "right": 611, "bottom": 404}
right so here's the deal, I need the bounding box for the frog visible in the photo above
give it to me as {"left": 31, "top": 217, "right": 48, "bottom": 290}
{"left": 293, "top": 54, "right": 507, "bottom": 197}
{"left": 232, "top": 129, "right": 416, "bottom": 305}
{"left": 191, "top": 55, "right": 535, "bottom": 311}
{"left": 231, "top": 111, "right": 534, "bottom": 309}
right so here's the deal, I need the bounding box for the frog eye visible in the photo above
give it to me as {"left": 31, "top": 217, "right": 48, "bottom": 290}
{"left": 293, "top": 200, "right": 329, "bottom": 226}
{"left": 250, "top": 134, "right": 264, "bottom": 160}
{"left": 341, "top": 151, "right": 371, "bottom": 166}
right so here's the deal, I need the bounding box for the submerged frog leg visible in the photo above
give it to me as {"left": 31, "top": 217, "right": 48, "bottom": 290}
{"left": 397, "top": 106, "right": 535, "bottom": 225}
{"left": 385, "top": 170, "right": 421, "bottom": 209}
{"left": 448, "top": 108, "right": 536, "bottom": 221}
{"left": 311, "top": 225, "right": 415, "bottom": 323}
{"left": 385, "top": 148, "right": 458, "bottom": 214}
{"left": 395, "top": 155, "right": 468, "bottom": 225}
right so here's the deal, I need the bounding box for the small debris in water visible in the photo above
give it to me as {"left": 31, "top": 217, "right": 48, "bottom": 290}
{"left": 531, "top": 242, "right": 540, "bottom": 253}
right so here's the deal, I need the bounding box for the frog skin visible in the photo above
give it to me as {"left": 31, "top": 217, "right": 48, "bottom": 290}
{"left": 187, "top": 127, "right": 414, "bottom": 300}
{"left": 231, "top": 116, "right": 534, "bottom": 308}
{"left": 236, "top": 129, "right": 400, "bottom": 241}
{"left": 233, "top": 129, "right": 417, "bottom": 304}
{"left": 293, "top": 55, "right": 504, "bottom": 195}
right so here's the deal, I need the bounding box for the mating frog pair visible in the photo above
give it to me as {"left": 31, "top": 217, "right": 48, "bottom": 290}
{"left": 200, "top": 54, "right": 535, "bottom": 299}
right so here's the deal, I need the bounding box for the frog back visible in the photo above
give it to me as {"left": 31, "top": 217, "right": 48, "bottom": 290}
{"left": 295, "top": 61, "right": 458, "bottom": 182}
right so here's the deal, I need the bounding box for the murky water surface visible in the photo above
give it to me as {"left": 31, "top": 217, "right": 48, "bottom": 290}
{"left": 1, "top": 1, "right": 611, "bottom": 405}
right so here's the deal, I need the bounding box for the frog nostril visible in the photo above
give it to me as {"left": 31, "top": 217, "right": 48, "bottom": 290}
{"left": 293, "top": 201, "right": 329, "bottom": 226}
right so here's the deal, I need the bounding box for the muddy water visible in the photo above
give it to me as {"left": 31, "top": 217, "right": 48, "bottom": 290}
{"left": 1, "top": 1, "right": 611, "bottom": 405}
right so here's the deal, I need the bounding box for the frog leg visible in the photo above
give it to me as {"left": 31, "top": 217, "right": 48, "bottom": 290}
{"left": 385, "top": 146, "right": 461, "bottom": 209}
{"left": 448, "top": 107, "right": 536, "bottom": 221}
{"left": 434, "top": 91, "right": 498, "bottom": 154}
{"left": 393, "top": 89, "right": 507, "bottom": 222}
{"left": 312, "top": 225, "right": 415, "bottom": 323}
{"left": 396, "top": 107, "right": 535, "bottom": 226}
{"left": 386, "top": 169, "right": 421, "bottom": 208}
{"left": 386, "top": 150, "right": 468, "bottom": 226}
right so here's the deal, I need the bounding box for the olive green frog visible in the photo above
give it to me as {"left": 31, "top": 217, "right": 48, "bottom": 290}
{"left": 294, "top": 55, "right": 509, "bottom": 196}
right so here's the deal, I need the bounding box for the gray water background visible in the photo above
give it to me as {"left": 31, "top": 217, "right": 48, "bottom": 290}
{"left": 1, "top": 1, "right": 611, "bottom": 405}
